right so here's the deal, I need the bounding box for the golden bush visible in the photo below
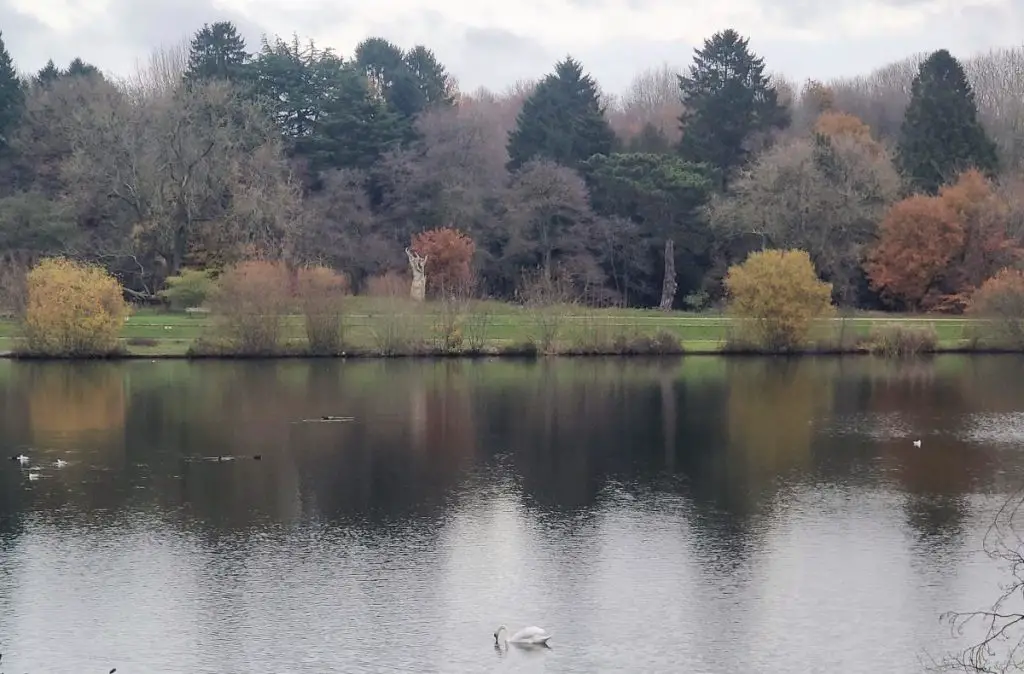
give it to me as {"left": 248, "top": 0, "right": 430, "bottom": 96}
{"left": 22, "top": 257, "right": 129, "bottom": 356}
{"left": 724, "top": 249, "right": 834, "bottom": 351}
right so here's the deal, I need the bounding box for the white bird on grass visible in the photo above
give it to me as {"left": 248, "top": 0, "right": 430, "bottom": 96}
{"left": 494, "top": 625, "right": 552, "bottom": 648}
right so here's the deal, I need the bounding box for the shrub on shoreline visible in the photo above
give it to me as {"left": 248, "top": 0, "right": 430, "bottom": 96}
{"left": 967, "top": 268, "right": 1024, "bottom": 348}
{"left": 865, "top": 323, "right": 939, "bottom": 357}
{"left": 724, "top": 249, "right": 834, "bottom": 352}
{"left": 207, "top": 260, "right": 290, "bottom": 355}
{"left": 20, "top": 257, "right": 129, "bottom": 357}
{"left": 296, "top": 266, "right": 349, "bottom": 355}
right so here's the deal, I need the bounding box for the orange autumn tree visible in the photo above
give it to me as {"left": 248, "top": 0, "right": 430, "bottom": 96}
{"left": 409, "top": 227, "right": 476, "bottom": 296}
{"left": 866, "top": 170, "right": 1021, "bottom": 312}
{"left": 938, "top": 169, "right": 1019, "bottom": 305}
{"left": 814, "top": 111, "right": 883, "bottom": 157}
{"left": 864, "top": 195, "right": 964, "bottom": 311}
{"left": 968, "top": 268, "right": 1024, "bottom": 347}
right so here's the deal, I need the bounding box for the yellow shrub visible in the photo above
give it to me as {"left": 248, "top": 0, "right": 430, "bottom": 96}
{"left": 724, "top": 249, "right": 834, "bottom": 351}
{"left": 22, "top": 257, "right": 129, "bottom": 356}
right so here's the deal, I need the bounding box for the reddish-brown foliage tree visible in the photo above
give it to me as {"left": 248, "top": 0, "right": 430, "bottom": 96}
{"left": 967, "top": 267, "right": 1024, "bottom": 346}
{"left": 410, "top": 227, "right": 476, "bottom": 295}
{"left": 865, "top": 195, "right": 965, "bottom": 311}
{"left": 814, "top": 111, "right": 874, "bottom": 141}
{"left": 938, "top": 169, "right": 1021, "bottom": 304}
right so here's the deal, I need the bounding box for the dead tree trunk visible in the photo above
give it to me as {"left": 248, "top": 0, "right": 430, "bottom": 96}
{"left": 659, "top": 239, "right": 677, "bottom": 311}
{"left": 406, "top": 248, "right": 427, "bottom": 302}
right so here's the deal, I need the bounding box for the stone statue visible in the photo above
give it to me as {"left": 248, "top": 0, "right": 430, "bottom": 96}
{"left": 406, "top": 247, "right": 427, "bottom": 302}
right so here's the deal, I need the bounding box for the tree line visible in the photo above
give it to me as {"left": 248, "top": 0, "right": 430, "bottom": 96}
{"left": 0, "top": 22, "right": 1019, "bottom": 312}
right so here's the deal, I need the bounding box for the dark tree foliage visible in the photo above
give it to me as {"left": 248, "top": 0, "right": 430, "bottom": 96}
{"left": 354, "top": 37, "right": 454, "bottom": 125}
{"left": 677, "top": 29, "right": 789, "bottom": 189}
{"left": 581, "top": 152, "right": 714, "bottom": 302}
{"left": 65, "top": 58, "right": 100, "bottom": 79}
{"left": 184, "top": 21, "right": 251, "bottom": 84}
{"left": 34, "top": 60, "right": 60, "bottom": 87}
{"left": 896, "top": 48, "right": 999, "bottom": 195}
{"left": 626, "top": 122, "right": 673, "bottom": 154}
{"left": 506, "top": 56, "right": 616, "bottom": 171}
{"left": 34, "top": 57, "right": 102, "bottom": 88}
{"left": 249, "top": 35, "right": 400, "bottom": 173}
{"left": 0, "top": 31, "right": 23, "bottom": 153}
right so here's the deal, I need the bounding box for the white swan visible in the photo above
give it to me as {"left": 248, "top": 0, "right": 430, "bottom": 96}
{"left": 494, "top": 625, "right": 552, "bottom": 647}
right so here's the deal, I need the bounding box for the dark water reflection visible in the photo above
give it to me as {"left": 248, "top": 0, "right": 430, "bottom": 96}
{"left": 0, "top": 356, "right": 1022, "bottom": 672}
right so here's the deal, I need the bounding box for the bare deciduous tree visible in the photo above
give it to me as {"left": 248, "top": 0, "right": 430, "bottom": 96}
{"left": 298, "top": 167, "right": 398, "bottom": 286}
{"left": 608, "top": 63, "right": 684, "bottom": 145}
{"left": 502, "top": 159, "right": 602, "bottom": 291}
{"left": 18, "top": 76, "right": 300, "bottom": 291}
{"left": 709, "top": 131, "right": 901, "bottom": 304}
{"left": 932, "top": 488, "right": 1024, "bottom": 673}
{"left": 120, "top": 39, "right": 190, "bottom": 102}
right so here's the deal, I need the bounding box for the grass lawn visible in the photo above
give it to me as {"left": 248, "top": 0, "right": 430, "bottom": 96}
{"left": 0, "top": 297, "right": 990, "bottom": 357}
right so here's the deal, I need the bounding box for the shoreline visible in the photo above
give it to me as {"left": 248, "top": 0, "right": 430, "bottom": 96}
{"left": 3, "top": 344, "right": 1024, "bottom": 361}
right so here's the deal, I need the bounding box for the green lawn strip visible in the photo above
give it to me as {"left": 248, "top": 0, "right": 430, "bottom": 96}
{"left": 0, "top": 303, "right": 996, "bottom": 357}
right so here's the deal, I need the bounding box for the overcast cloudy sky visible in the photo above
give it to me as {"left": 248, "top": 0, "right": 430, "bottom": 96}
{"left": 1, "top": 0, "right": 1021, "bottom": 95}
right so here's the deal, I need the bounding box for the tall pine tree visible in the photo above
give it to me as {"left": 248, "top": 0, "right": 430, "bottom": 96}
{"left": 506, "top": 56, "right": 616, "bottom": 171}
{"left": 0, "top": 31, "right": 23, "bottom": 153}
{"left": 676, "top": 29, "right": 788, "bottom": 189}
{"left": 34, "top": 60, "right": 60, "bottom": 87}
{"left": 896, "top": 49, "right": 998, "bottom": 195}
{"left": 353, "top": 37, "right": 454, "bottom": 141}
{"left": 249, "top": 35, "right": 400, "bottom": 173}
{"left": 184, "top": 21, "right": 251, "bottom": 84}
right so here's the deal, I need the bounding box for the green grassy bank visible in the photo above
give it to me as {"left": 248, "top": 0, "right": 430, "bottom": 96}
{"left": 0, "top": 297, "right": 1003, "bottom": 358}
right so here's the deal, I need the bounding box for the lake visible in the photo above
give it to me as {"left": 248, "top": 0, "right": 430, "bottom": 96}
{"left": 0, "top": 355, "right": 1021, "bottom": 673}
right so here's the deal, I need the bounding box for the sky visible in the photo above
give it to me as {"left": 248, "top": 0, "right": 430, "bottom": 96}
{"left": 1, "top": 0, "right": 1022, "bottom": 96}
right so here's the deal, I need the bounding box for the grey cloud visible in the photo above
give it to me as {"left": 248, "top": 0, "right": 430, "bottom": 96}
{"left": 0, "top": 2, "right": 67, "bottom": 75}
{"left": 0, "top": 0, "right": 262, "bottom": 77}
{"left": 2, "top": 0, "right": 1024, "bottom": 97}
{"left": 451, "top": 27, "right": 556, "bottom": 91}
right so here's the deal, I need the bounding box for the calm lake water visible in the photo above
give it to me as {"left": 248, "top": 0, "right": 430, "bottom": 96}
{"left": 0, "top": 355, "right": 1022, "bottom": 673}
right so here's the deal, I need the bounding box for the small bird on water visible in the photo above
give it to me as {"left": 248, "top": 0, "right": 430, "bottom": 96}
{"left": 913, "top": 439, "right": 922, "bottom": 448}
{"left": 10, "top": 453, "right": 28, "bottom": 464}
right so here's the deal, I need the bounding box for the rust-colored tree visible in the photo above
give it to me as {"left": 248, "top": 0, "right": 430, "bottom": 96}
{"left": 813, "top": 111, "right": 883, "bottom": 156}
{"left": 409, "top": 227, "right": 476, "bottom": 296}
{"left": 938, "top": 169, "right": 1020, "bottom": 308}
{"left": 967, "top": 267, "right": 1024, "bottom": 347}
{"left": 207, "top": 259, "right": 291, "bottom": 354}
{"left": 295, "top": 265, "right": 349, "bottom": 354}
{"left": 864, "top": 195, "right": 965, "bottom": 311}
